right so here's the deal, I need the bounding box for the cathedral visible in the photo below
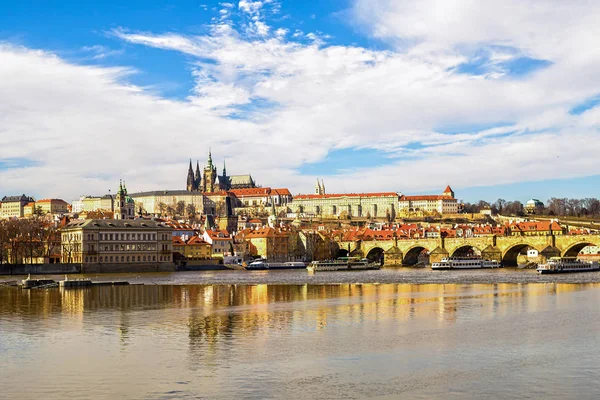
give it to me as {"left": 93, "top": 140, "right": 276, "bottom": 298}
{"left": 186, "top": 150, "right": 257, "bottom": 193}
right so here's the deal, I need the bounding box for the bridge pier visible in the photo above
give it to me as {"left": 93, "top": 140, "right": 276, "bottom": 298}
{"left": 540, "top": 245, "right": 560, "bottom": 263}
{"left": 384, "top": 246, "right": 403, "bottom": 266}
{"left": 429, "top": 246, "right": 449, "bottom": 264}
{"left": 481, "top": 245, "right": 502, "bottom": 261}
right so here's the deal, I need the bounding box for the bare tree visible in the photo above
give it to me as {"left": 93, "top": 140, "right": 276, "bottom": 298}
{"left": 185, "top": 203, "right": 196, "bottom": 219}
{"left": 176, "top": 201, "right": 186, "bottom": 217}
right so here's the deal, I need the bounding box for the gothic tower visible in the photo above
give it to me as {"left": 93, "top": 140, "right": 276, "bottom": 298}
{"left": 203, "top": 149, "right": 218, "bottom": 193}
{"left": 194, "top": 160, "right": 201, "bottom": 191}
{"left": 186, "top": 159, "right": 196, "bottom": 191}
{"left": 221, "top": 160, "right": 230, "bottom": 191}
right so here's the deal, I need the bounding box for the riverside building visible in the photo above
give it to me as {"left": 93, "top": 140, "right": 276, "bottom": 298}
{"left": 60, "top": 219, "right": 174, "bottom": 269}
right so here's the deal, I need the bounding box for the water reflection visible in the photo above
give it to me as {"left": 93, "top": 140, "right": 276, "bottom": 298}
{"left": 1, "top": 283, "right": 600, "bottom": 399}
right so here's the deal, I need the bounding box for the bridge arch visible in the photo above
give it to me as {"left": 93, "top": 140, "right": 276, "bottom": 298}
{"left": 404, "top": 245, "right": 431, "bottom": 266}
{"left": 562, "top": 242, "right": 598, "bottom": 258}
{"left": 366, "top": 247, "right": 385, "bottom": 264}
{"left": 450, "top": 245, "right": 482, "bottom": 258}
{"left": 336, "top": 248, "right": 349, "bottom": 258}
{"left": 502, "top": 243, "right": 536, "bottom": 267}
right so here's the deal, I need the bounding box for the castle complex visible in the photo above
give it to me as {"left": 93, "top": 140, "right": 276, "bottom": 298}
{"left": 186, "top": 150, "right": 256, "bottom": 193}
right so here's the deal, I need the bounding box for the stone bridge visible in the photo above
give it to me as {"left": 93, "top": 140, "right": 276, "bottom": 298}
{"left": 338, "top": 234, "right": 600, "bottom": 266}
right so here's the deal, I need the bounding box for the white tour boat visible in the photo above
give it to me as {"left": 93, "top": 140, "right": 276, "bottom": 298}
{"left": 536, "top": 257, "right": 600, "bottom": 274}
{"left": 245, "top": 260, "right": 306, "bottom": 270}
{"left": 431, "top": 257, "right": 501, "bottom": 270}
{"left": 307, "top": 257, "right": 380, "bottom": 272}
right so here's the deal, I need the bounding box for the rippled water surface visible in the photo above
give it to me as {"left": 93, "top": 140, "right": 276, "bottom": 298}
{"left": 2, "top": 280, "right": 600, "bottom": 399}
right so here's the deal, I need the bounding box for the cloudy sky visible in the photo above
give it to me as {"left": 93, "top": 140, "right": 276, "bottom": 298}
{"left": 1, "top": 0, "right": 600, "bottom": 203}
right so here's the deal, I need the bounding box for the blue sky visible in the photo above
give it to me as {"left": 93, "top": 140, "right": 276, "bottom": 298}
{"left": 1, "top": 0, "right": 600, "bottom": 203}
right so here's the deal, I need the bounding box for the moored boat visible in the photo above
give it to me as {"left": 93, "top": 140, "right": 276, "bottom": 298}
{"left": 431, "top": 257, "right": 501, "bottom": 270}
{"left": 245, "top": 260, "right": 306, "bottom": 270}
{"left": 536, "top": 257, "right": 600, "bottom": 274}
{"left": 307, "top": 257, "right": 380, "bottom": 272}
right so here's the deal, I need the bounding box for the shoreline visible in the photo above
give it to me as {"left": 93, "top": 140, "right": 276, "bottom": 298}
{"left": 5, "top": 268, "right": 600, "bottom": 286}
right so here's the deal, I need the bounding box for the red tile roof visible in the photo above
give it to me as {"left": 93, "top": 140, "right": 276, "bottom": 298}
{"left": 272, "top": 188, "right": 292, "bottom": 196}
{"left": 295, "top": 192, "right": 398, "bottom": 200}
{"left": 399, "top": 195, "right": 450, "bottom": 201}
{"left": 229, "top": 188, "right": 272, "bottom": 196}
{"left": 443, "top": 185, "right": 453, "bottom": 193}
{"left": 187, "top": 236, "right": 209, "bottom": 245}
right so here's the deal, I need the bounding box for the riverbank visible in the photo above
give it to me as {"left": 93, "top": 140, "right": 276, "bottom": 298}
{"left": 5, "top": 267, "right": 600, "bottom": 286}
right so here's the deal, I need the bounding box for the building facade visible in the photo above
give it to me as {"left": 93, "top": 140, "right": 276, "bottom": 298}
{"left": 60, "top": 219, "right": 174, "bottom": 266}
{"left": 398, "top": 186, "right": 459, "bottom": 215}
{"left": 36, "top": 198, "right": 70, "bottom": 215}
{"left": 292, "top": 192, "right": 399, "bottom": 219}
{"left": 1, "top": 195, "right": 36, "bottom": 218}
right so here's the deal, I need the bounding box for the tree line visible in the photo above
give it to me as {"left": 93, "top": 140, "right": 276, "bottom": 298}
{"left": 0, "top": 219, "right": 60, "bottom": 264}
{"left": 461, "top": 197, "right": 600, "bottom": 218}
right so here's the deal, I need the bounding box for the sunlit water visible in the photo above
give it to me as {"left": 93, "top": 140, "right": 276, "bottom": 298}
{"left": 2, "top": 281, "right": 600, "bottom": 399}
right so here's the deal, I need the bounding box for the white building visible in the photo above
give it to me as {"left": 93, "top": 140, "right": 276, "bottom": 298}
{"left": 398, "top": 186, "right": 458, "bottom": 215}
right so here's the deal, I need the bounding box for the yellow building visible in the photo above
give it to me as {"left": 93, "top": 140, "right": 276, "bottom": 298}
{"left": 36, "top": 199, "right": 70, "bottom": 215}
{"left": 1, "top": 195, "right": 36, "bottom": 218}
{"left": 173, "top": 236, "right": 212, "bottom": 260}
{"left": 243, "top": 227, "right": 291, "bottom": 261}
{"left": 60, "top": 219, "right": 174, "bottom": 266}
{"left": 23, "top": 202, "right": 36, "bottom": 217}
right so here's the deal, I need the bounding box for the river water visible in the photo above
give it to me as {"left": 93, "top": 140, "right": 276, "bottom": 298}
{"left": 2, "top": 278, "right": 600, "bottom": 399}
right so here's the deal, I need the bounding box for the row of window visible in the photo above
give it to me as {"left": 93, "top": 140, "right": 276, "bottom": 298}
{"left": 92, "top": 233, "right": 158, "bottom": 241}
{"left": 84, "top": 255, "right": 172, "bottom": 263}
{"left": 102, "top": 244, "right": 160, "bottom": 252}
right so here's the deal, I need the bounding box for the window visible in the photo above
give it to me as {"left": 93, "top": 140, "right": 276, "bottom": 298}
{"left": 143, "top": 255, "right": 146, "bottom": 261}
{"left": 109, "top": 256, "right": 113, "bottom": 262}
{"left": 153, "top": 256, "right": 156, "bottom": 261}
{"left": 121, "top": 256, "right": 124, "bottom": 262}
{"left": 137, "top": 256, "right": 141, "bottom": 262}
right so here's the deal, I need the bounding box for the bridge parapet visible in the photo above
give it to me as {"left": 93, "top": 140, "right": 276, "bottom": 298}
{"left": 348, "top": 233, "right": 600, "bottom": 266}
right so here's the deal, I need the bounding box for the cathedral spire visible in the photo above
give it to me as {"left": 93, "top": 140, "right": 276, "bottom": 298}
{"left": 223, "top": 159, "right": 227, "bottom": 176}
{"left": 195, "top": 160, "right": 201, "bottom": 190}
{"left": 207, "top": 148, "right": 213, "bottom": 168}
{"left": 187, "top": 159, "right": 196, "bottom": 191}
{"left": 321, "top": 179, "right": 325, "bottom": 195}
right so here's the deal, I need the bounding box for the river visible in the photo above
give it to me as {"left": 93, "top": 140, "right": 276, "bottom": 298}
{"left": 2, "top": 278, "right": 600, "bottom": 399}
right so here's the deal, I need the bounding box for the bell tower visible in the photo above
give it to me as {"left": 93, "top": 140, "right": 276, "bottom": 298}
{"left": 203, "top": 149, "right": 217, "bottom": 193}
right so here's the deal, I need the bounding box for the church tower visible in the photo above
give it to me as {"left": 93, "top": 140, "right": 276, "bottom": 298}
{"left": 194, "top": 160, "right": 201, "bottom": 191}
{"left": 220, "top": 160, "right": 230, "bottom": 190}
{"left": 315, "top": 179, "right": 325, "bottom": 195}
{"left": 115, "top": 180, "right": 134, "bottom": 220}
{"left": 203, "top": 149, "right": 218, "bottom": 193}
{"left": 186, "top": 159, "right": 196, "bottom": 191}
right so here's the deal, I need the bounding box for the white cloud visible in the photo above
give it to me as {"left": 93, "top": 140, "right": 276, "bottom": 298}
{"left": 3, "top": 0, "right": 600, "bottom": 201}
